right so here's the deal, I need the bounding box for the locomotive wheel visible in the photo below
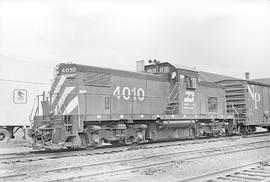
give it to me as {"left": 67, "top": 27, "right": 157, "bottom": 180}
{"left": 0, "top": 128, "right": 11, "bottom": 144}
{"left": 124, "top": 137, "right": 132, "bottom": 145}
{"left": 245, "top": 126, "right": 256, "bottom": 135}
{"left": 130, "top": 136, "right": 136, "bottom": 144}
{"left": 124, "top": 136, "right": 136, "bottom": 145}
{"left": 91, "top": 133, "right": 103, "bottom": 146}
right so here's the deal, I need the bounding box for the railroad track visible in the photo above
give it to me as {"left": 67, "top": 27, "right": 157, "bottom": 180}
{"left": 1, "top": 132, "right": 269, "bottom": 164}
{"left": 180, "top": 161, "right": 270, "bottom": 182}
{"left": 1, "top": 135, "right": 270, "bottom": 182}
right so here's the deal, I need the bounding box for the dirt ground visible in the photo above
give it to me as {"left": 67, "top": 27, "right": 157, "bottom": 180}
{"left": 1, "top": 128, "right": 270, "bottom": 182}
{"left": 99, "top": 146, "right": 270, "bottom": 182}
{"left": 1, "top": 134, "right": 270, "bottom": 181}
{"left": 0, "top": 129, "right": 33, "bottom": 154}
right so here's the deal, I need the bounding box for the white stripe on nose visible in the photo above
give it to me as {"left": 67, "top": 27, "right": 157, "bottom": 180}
{"left": 51, "top": 75, "right": 67, "bottom": 104}
{"left": 54, "top": 87, "right": 75, "bottom": 114}
{"left": 64, "top": 96, "right": 78, "bottom": 114}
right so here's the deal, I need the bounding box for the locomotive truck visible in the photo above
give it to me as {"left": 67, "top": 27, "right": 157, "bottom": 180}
{"left": 30, "top": 61, "right": 235, "bottom": 150}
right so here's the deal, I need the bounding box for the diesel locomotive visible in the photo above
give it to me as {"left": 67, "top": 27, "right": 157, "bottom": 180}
{"left": 30, "top": 61, "right": 241, "bottom": 150}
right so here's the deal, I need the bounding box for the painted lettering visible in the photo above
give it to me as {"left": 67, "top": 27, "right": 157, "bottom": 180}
{"left": 113, "top": 86, "right": 145, "bottom": 101}
{"left": 248, "top": 85, "right": 261, "bottom": 109}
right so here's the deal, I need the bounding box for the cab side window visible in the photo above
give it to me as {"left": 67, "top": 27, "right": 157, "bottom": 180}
{"left": 159, "top": 66, "right": 169, "bottom": 73}
{"left": 146, "top": 68, "right": 157, "bottom": 74}
{"left": 208, "top": 97, "right": 218, "bottom": 112}
{"left": 184, "top": 76, "right": 196, "bottom": 89}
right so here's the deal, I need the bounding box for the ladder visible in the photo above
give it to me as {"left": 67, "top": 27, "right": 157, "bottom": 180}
{"left": 222, "top": 82, "right": 247, "bottom": 124}
{"left": 165, "top": 83, "right": 179, "bottom": 114}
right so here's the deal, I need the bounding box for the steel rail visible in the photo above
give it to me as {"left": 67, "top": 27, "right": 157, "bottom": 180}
{"left": 179, "top": 162, "right": 261, "bottom": 182}
{"left": 2, "top": 138, "right": 270, "bottom": 181}
{"left": 179, "top": 161, "right": 270, "bottom": 182}
{"left": 0, "top": 132, "right": 269, "bottom": 163}
{"left": 47, "top": 142, "right": 270, "bottom": 182}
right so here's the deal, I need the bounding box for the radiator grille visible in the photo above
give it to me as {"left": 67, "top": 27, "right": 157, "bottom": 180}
{"left": 84, "top": 72, "right": 111, "bottom": 86}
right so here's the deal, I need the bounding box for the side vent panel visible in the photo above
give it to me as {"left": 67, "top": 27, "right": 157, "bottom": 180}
{"left": 84, "top": 72, "right": 111, "bottom": 86}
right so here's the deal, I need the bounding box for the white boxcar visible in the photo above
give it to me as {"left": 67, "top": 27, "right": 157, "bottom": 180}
{"left": 0, "top": 79, "right": 49, "bottom": 143}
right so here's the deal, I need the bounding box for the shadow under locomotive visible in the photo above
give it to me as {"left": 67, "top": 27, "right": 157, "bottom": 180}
{"left": 29, "top": 61, "right": 262, "bottom": 150}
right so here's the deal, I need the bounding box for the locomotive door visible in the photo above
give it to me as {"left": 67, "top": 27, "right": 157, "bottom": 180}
{"left": 83, "top": 86, "right": 111, "bottom": 118}
{"left": 83, "top": 71, "right": 111, "bottom": 119}
{"left": 169, "top": 71, "right": 179, "bottom": 115}
{"left": 178, "top": 72, "right": 197, "bottom": 115}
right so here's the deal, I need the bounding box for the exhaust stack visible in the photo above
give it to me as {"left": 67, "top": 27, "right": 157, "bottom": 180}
{"left": 245, "top": 72, "right": 250, "bottom": 80}
{"left": 136, "top": 60, "right": 145, "bottom": 72}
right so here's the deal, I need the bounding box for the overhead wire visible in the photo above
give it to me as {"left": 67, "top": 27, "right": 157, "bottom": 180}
{"left": 0, "top": 78, "right": 50, "bottom": 85}
{"left": 0, "top": 54, "right": 53, "bottom": 85}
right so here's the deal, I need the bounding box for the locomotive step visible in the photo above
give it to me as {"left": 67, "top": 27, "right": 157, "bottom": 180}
{"left": 225, "top": 92, "right": 246, "bottom": 96}
{"left": 166, "top": 107, "right": 176, "bottom": 111}
{"left": 225, "top": 88, "right": 246, "bottom": 92}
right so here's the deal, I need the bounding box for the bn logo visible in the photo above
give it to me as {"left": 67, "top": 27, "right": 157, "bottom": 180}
{"left": 13, "top": 89, "right": 27, "bottom": 104}
{"left": 248, "top": 85, "right": 260, "bottom": 109}
{"left": 184, "top": 91, "right": 195, "bottom": 102}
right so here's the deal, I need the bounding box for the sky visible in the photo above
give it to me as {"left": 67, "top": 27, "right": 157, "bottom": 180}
{"left": 0, "top": 0, "right": 270, "bottom": 83}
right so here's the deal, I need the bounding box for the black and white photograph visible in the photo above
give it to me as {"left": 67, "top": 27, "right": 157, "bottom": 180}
{"left": 1, "top": 0, "right": 270, "bottom": 181}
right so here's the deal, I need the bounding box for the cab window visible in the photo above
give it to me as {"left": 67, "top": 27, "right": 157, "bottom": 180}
{"left": 208, "top": 97, "right": 218, "bottom": 112}
{"left": 159, "top": 66, "right": 169, "bottom": 73}
{"left": 146, "top": 68, "right": 157, "bottom": 74}
{"left": 184, "top": 76, "right": 197, "bottom": 89}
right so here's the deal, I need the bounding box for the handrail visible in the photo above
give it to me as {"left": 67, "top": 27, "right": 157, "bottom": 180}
{"left": 170, "top": 93, "right": 179, "bottom": 104}
{"left": 232, "top": 105, "right": 239, "bottom": 116}
{"left": 29, "top": 95, "right": 39, "bottom": 123}
{"left": 228, "top": 103, "right": 239, "bottom": 116}
{"left": 168, "top": 82, "right": 179, "bottom": 100}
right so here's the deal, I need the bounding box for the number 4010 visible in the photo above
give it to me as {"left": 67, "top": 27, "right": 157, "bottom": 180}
{"left": 62, "top": 67, "right": 76, "bottom": 73}
{"left": 113, "top": 86, "right": 145, "bottom": 101}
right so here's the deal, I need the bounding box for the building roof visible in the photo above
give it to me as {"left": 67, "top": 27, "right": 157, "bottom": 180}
{"left": 199, "top": 81, "right": 224, "bottom": 88}
{"left": 252, "top": 78, "right": 270, "bottom": 85}
{"left": 198, "top": 71, "right": 270, "bottom": 87}
{"left": 198, "top": 71, "right": 239, "bottom": 83}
